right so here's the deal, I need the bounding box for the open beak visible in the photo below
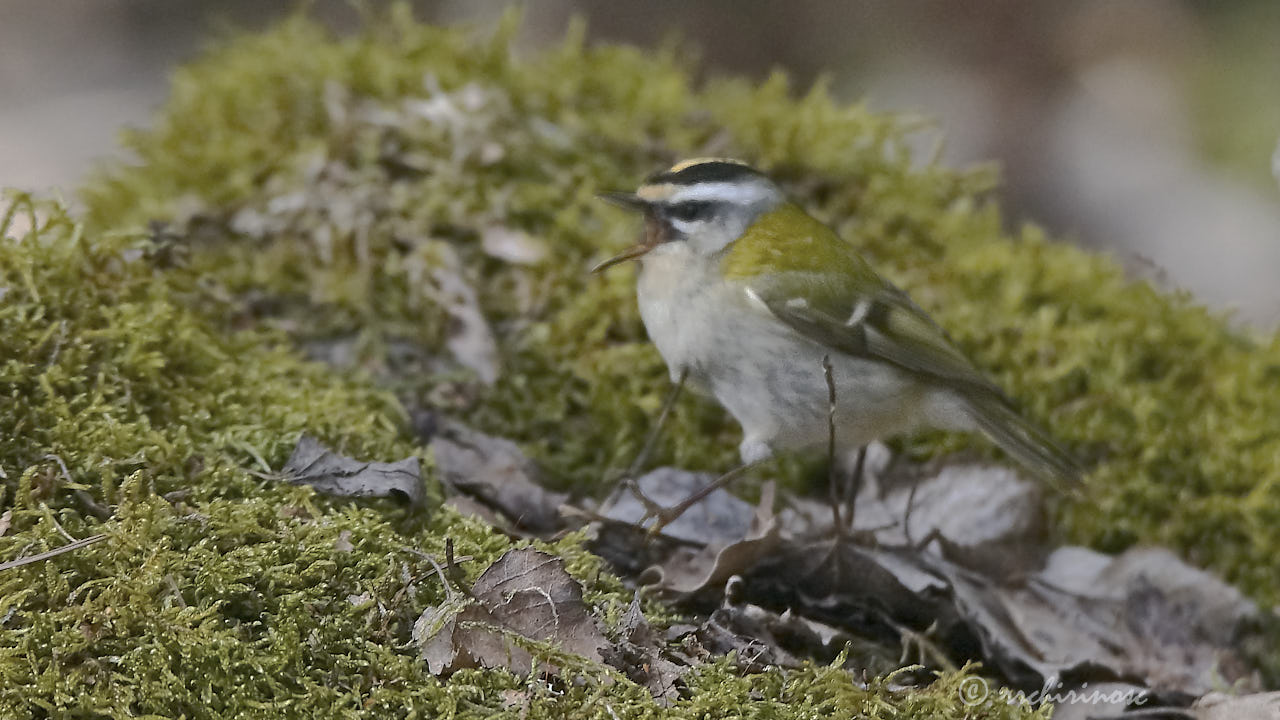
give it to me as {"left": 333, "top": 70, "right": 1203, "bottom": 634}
{"left": 598, "top": 191, "right": 650, "bottom": 212}
{"left": 591, "top": 192, "right": 656, "bottom": 273}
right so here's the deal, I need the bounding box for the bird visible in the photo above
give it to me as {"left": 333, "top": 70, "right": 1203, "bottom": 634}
{"left": 593, "top": 158, "right": 1079, "bottom": 527}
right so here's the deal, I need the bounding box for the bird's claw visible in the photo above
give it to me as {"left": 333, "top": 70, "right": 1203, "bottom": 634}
{"left": 623, "top": 476, "right": 681, "bottom": 539}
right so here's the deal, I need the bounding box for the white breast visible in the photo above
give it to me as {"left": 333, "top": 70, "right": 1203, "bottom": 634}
{"left": 634, "top": 243, "right": 948, "bottom": 462}
{"left": 635, "top": 243, "right": 720, "bottom": 384}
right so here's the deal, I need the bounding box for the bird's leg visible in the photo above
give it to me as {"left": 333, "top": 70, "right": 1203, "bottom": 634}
{"left": 641, "top": 462, "right": 755, "bottom": 538}
{"left": 620, "top": 370, "right": 687, "bottom": 515}
{"left": 822, "top": 356, "right": 846, "bottom": 535}
{"left": 627, "top": 370, "right": 687, "bottom": 478}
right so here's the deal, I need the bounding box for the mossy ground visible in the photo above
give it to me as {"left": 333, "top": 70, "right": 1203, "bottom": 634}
{"left": 1, "top": 5, "right": 1275, "bottom": 717}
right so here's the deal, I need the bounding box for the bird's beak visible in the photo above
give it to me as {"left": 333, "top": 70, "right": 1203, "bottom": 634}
{"left": 592, "top": 192, "right": 657, "bottom": 273}
{"left": 590, "top": 243, "right": 653, "bottom": 273}
{"left": 597, "top": 191, "right": 650, "bottom": 212}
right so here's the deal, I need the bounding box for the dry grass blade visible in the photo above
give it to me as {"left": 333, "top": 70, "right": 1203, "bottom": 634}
{"left": 0, "top": 534, "right": 106, "bottom": 572}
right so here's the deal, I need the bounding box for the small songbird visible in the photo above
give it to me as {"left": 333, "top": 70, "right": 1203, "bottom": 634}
{"left": 594, "top": 158, "right": 1079, "bottom": 499}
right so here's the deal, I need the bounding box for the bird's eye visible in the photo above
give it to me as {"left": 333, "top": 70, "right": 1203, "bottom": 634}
{"left": 667, "top": 201, "right": 713, "bottom": 223}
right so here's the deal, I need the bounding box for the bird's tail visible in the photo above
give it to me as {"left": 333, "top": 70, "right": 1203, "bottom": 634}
{"left": 962, "top": 393, "right": 1082, "bottom": 490}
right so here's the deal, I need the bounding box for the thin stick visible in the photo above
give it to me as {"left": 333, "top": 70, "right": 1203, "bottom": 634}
{"left": 0, "top": 534, "right": 106, "bottom": 573}
{"left": 622, "top": 370, "right": 688, "bottom": 520}
{"left": 822, "top": 356, "right": 844, "bottom": 532}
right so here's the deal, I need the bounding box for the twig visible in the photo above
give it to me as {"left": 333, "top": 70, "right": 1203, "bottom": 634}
{"left": 822, "top": 355, "right": 844, "bottom": 532}
{"left": 0, "top": 534, "right": 106, "bottom": 572}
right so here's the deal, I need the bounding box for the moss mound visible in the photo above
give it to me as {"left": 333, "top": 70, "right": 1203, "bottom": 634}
{"left": 1, "top": 196, "right": 1043, "bottom": 717}
{"left": 1, "top": 3, "right": 1276, "bottom": 716}
{"left": 81, "top": 9, "right": 1280, "bottom": 603}
{"left": 0, "top": 201, "right": 1034, "bottom": 720}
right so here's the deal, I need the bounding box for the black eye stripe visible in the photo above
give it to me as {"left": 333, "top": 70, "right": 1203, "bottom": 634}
{"left": 666, "top": 201, "right": 714, "bottom": 222}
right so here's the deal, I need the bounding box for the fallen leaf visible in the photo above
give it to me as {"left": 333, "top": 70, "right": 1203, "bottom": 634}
{"left": 282, "top": 434, "right": 424, "bottom": 507}
{"left": 660, "top": 516, "right": 781, "bottom": 596}
{"left": 601, "top": 595, "right": 686, "bottom": 704}
{"left": 1045, "top": 682, "right": 1157, "bottom": 720}
{"left": 861, "top": 463, "right": 1044, "bottom": 549}
{"left": 786, "top": 462, "right": 1046, "bottom": 579}
{"left": 443, "top": 495, "right": 505, "bottom": 528}
{"left": 595, "top": 473, "right": 783, "bottom": 596}
{"left": 429, "top": 418, "right": 567, "bottom": 533}
{"left": 597, "top": 468, "right": 754, "bottom": 546}
{"left": 413, "top": 549, "right": 608, "bottom": 677}
{"left": 684, "top": 606, "right": 797, "bottom": 672}
{"left": 584, "top": 456, "right": 1268, "bottom": 698}
{"left": 1192, "top": 691, "right": 1280, "bottom": 720}
{"left": 749, "top": 538, "right": 947, "bottom": 640}
{"left": 414, "top": 596, "right": 481, "bottom": 675}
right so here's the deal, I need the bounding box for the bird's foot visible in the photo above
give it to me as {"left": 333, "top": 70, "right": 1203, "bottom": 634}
{"left": 628, "top": 463, "right": 753, "bottom": 539}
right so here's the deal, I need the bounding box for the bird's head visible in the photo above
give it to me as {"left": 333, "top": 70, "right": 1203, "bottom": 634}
{"left": 592, "top": 158, "right": 784, "bottom": 272}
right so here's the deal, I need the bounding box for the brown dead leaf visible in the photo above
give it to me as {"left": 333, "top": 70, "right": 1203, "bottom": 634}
{"left": 282, "top": 434, "right": 424, "bottom": 507}
{"left": 413, "top": 549, "right": 607, "bottom": 677}
{"left": 430, "top": 418, "right": 567, "bottom": 533}
{"left": 598, "top": 468, "right": 754, "bottom": 546}
{"left": 586, "top": 455, "right": 1268, "bottom": 696}
{"left": 1192, "top": 691, "right": 1280, "bottom": 720}
{"left": 601, "top": 595, "right": 686, "bottom": 705}
{"left": 610, "top": 476, "right": 782, "bottom": 596}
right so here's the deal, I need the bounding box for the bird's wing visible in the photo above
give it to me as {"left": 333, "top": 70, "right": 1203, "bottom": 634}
{"left": 746, "top": 268, "right": 1006, "bottom": 398}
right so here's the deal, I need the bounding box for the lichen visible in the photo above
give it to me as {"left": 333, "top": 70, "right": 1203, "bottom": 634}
{"left": 1, "top": 3, "right": 1276, "bottom": 716}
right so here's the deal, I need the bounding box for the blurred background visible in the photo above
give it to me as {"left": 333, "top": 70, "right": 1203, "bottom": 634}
{"left": 2, "top": 0, "right": 1278, "bottom": 324}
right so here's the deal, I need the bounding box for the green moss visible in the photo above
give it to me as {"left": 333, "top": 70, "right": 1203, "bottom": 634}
{"left": 0, "top": 192, "right": 1020, "bottom": 714}
{"left": 2, "top": 3, "right": 1276, "bottom": 716}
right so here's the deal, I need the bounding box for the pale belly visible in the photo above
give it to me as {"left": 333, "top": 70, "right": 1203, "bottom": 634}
{"left": 635, "top": 246, "right": 954, "bottom": 463}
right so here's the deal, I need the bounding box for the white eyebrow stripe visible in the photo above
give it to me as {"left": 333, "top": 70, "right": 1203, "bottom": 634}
{"left": 667, "top": 181, "right": 775, "bottom": 207}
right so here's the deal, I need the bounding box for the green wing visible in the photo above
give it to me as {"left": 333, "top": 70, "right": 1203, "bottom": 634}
{"left": 722, "top": 204, "right": 1001, "bottom": 396}
{"left": 724, "top": 204, "right": 1082, "bottom": 485}
{"left": 748, "top": 268, "right": 1005, "bottom": 397}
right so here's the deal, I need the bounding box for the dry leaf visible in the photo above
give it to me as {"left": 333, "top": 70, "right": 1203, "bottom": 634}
{"left": 430, "top": 418, "right": 567, "bottom": 533}
{"left": 602, "top": 596, "right": 686, "bottom": 705}
{"left": 413, "top": 549, "right": 607, "bottom": 677}
{"left": 1193, "top": 691, "right": 1280, "bottom": 720}
{"left": 282, "top": 434, "right": 424, "bottom": 506}
{"left": 598, "top": 468, "right": 753, "bottom": 546}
